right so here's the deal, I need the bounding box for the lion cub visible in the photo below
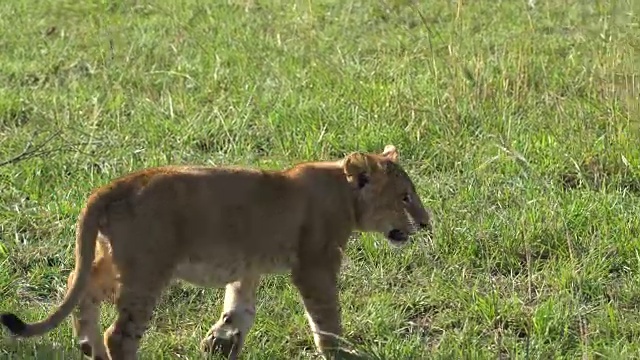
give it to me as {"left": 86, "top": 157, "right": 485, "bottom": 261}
{"left": 1, "top": 145, "right": 432, "bottom": 360}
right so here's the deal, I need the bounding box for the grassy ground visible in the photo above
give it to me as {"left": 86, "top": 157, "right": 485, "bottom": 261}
{"left": 1, "top": 0, "right": 639, "bottom": 359}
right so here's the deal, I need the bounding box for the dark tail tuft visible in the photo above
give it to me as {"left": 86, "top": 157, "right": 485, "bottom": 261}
{"left": 1, "top": 313, "right": 28, "bottom": 336}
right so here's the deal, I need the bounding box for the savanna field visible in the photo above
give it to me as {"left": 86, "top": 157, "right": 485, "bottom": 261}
{"left": 1, "top": 0, "right": 640, "bottom": 359}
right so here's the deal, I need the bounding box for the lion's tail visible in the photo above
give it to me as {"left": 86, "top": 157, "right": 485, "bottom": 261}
{"left": 1, "top": 182, "right": 128, "bottom": 338}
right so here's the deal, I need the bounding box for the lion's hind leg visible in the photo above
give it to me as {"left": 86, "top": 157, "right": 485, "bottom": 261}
{"left": 70, "top": 238, "right": 118, "bottom": 360}
{"left": 201, "top": 275, "right": 260, "bottom": 360}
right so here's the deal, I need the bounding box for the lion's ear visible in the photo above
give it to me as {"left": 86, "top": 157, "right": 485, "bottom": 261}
{"left": 343, "top": 152, "right": 376, "bottom": 188}
{"left": 381, "top": 144, "right": 399, "bottom": 162}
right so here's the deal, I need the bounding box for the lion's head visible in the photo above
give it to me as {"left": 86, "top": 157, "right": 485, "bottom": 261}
{"left": 343, "top": 144, "right": 433, "bottom": 247}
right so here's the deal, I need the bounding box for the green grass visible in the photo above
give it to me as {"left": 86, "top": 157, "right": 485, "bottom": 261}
{"left": 1, "top": 0, "right": 640, "bottom": 358}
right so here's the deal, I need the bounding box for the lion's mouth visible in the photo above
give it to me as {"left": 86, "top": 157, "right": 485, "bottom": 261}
{"left": 385, "top": 210, "right": 423, "bottom": 244}
{"left": 386, "top": 229, "right": 409, "bottom": 243}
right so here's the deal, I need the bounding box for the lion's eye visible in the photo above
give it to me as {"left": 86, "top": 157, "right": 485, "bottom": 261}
{"left": 402, "top": 193, "right": 411, "bottom": 203}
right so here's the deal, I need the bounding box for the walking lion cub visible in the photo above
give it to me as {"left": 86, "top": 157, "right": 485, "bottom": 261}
{"left": 1, "top": 145, "right": 432, "bottom": 360}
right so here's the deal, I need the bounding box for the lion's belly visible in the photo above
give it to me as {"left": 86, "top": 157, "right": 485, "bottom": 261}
{"left": 174, "top": 262, "right": 240, "bottom": 287}
{"left": 174, "top": 253, "right": 296, "bottom": 288}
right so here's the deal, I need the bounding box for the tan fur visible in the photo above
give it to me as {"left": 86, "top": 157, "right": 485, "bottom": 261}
{"left": 0, "top": 145, "right": 432, "bottom": 360}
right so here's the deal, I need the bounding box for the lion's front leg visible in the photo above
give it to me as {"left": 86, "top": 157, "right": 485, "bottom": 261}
{"left": 292, "top": 264, "right": 345, "bottom": 359}
{"left": 201, "top": 275, "right": 260, "bottom": 360}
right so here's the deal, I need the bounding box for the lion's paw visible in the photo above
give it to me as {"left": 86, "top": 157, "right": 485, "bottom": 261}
{"left": 78, "top": 338, "right": 108, "bottom": 360}
{"left": 200, "top": 319, "right": 243, "bottom": 359}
